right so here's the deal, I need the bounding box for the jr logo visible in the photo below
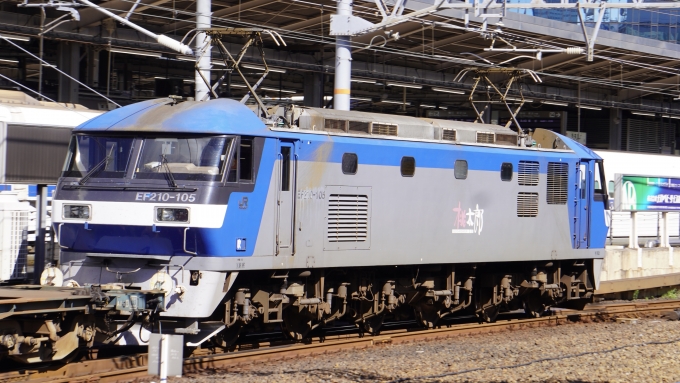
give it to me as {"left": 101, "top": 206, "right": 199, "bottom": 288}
{"left": 622, "top": 181, "right": 637, "bottom": 210}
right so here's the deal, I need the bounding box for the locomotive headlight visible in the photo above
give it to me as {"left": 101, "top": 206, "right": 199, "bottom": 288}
{"left": 156, "top": 207, "right": 189, "bottom": 222}
{"left": 63, "top": 204, "right": 91, "bottom": 220}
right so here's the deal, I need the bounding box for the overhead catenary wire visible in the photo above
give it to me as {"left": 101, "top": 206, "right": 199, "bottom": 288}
{"left": 0, "top": 36, "right": 121, "bottom": 107}
{"left": 17, "top": 0, "right": 680, "bottom": 103}
{"left": 98, "top": 3, "right": 680, "bottom": 99}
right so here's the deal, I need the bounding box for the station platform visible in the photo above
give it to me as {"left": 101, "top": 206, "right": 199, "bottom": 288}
{"left": 597, "top": 245, "right": 680, "bottom": 298}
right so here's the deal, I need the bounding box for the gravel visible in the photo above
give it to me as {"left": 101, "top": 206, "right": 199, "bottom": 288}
{"left": 148, "top": 315, "right": 680, "bottom": 383}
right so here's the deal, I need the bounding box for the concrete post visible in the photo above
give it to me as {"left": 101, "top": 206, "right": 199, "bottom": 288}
{"left": 333, "top": 0, "right": 352, "bottom": 111}
{"left": 195, "top": 0, "right": 211, "bottom": 101}
{"left": 304, "top": 72, "right": 323, "bottom": 108}
{"left": 660, "top": 211, "right": 669, "bottom": 248}
{"left": 33, "top": 184, "right": 48, "bottom": 284}
{"left": 87, "top": 47, "right": 100, "bottom": 88}
{"left": 629, "top": 211, "right": 638, "bottom": 249}
{"left": 58, "top": 42, "right": 80, "bottom": 104}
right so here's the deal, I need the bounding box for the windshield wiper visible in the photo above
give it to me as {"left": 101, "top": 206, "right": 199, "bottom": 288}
{"left": 79, "top": 146, "right": 114, "bottom": 185}
{"left": 161, "top": 155, "right": 178, "bottom": 188}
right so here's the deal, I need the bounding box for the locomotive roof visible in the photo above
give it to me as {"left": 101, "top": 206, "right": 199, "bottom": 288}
{"left": 71, "top": 97, "right": 598, "bottom": 160}
{"left": 301, "top": 107, "right": 513, "bottom": 134}
{"left": 75, "top": 97, "right": 273, "bottom": 136}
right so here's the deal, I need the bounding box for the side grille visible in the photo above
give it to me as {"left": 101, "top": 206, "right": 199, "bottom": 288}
{"left": 517, "top": 192, "right": 539, "bottom": 217}
{"left": 372, "top": 123, "right": 398, "bottom": 136}
{"left": 495, "top": 133, "right": 517, "bottom": 146}
{"left": 518, "top": 160, "right": 539, "bottom": 186}
{"left": 324, "top": 119, "right": 347, "bottom": 132}
{"left": 547, "top": 162, "right": 568, "bottom": 204}
{"left": 327, "top": 194, "right": 368, "bottom": 242}
{"left": 442, "top": 129, "right": 456, "bottom": 141}
{"left": 476, "top": 132, "right": 495, "bottom": 144}
{"left": 348, "top": 121, "right": 370, "bottom": 134}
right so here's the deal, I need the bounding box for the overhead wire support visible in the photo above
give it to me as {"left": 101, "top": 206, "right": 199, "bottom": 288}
{"left": 331, "top": 0, "right": 680, "bottom": 64}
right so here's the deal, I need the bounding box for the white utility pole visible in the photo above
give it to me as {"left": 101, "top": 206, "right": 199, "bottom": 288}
{"left": 195, "top": 0, "right": 211, "bottom": 100}
{"left": 333, "top": 0, "right": 352, "bottom": 111}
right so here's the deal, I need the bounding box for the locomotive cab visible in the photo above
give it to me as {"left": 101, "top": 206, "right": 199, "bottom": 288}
{"left": 56, "top": 133, "right": 264, "bottom": 257}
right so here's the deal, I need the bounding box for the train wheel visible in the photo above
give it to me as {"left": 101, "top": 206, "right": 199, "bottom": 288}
{"left": 523, "top": 290, "right": 547, "bottom": 318}
{"left": 282, "top": 309, "right": 312, "bottom": 341}
{"left": 415, "top": 307, "right": 441, "bottom": 329}
{"left": 216, "top": 324, "right": 242, "bottom": 349}
{"left": 476, "top": 305, "right": 500, "bottom": 323}
{"left": 362, "top": 315, "right": 385, "bottom": 336}
{"left": 475, "top": 285, "right": 500, "bottom": 323}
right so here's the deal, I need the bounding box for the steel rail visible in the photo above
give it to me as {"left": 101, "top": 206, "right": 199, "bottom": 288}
{"left": 3, "top": 299, "right": 679, "bottom": 383}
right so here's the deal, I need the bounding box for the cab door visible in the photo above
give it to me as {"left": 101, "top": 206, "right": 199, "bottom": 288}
{"left": 276, "top": 141, "right": 296, "bottom": 256}
{"left": 574, "top": 160, "right": 591, "bottom": 248}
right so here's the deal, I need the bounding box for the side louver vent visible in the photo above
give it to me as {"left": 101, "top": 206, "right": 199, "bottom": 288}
{"left": 442, "top": 129, "right": 456, "bottom": 141}
{"left": 476, "top": 132, "right": 495, "bottom": 144}
{"left": 325, "top": 119, "right": 347, "bottom": 132}
{"left": 495, "top": 134, "right": 517, "bottom": 146}
{"left": 517, "top": 192, "right": 539, "bottom": 217}
{"left": 518, "top": 160, "right": 539, "bottom": 186}
{"left": 349, "top": 121, "right": 370, "bottom": 134}
{"left": 327, "top": 194, "right": 368, "bottom": 243}
{"left": 547, "top": 162, "right": 568, "bottom": 204}
{"left": 372, "top": 123, "right": 398, "bottom": 136}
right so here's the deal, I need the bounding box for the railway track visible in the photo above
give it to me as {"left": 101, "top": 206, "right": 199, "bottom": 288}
{"left": 2, "top": 299, "right": 679, "bottom": 383}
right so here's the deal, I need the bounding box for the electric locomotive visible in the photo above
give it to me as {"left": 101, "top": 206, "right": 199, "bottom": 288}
{"left": 45, "top": 96, "right": 608, "bottom": 349}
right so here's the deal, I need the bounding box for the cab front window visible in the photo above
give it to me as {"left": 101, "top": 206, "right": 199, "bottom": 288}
{"left": 62, "top": 135, "right": 134, "bottom": 179}
{"left": 135, "top": 136, "right": 233, "bottom": 182}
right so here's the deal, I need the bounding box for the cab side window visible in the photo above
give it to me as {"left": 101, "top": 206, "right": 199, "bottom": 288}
{"left": 227, "top": 137, "right": 254, "bottom": 183}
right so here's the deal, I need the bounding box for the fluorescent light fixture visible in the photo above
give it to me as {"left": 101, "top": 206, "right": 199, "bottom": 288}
{"left": 351, "top": 78, "right": 376, "bottom": 84}
{"left": 260, "top": 87, "right": 296, "bottom": 94}
{"left": 0, "top": 33, "right": 30, "bottom": 42}
{"left": 631, "top": 111, "right": 655, "bottom": 117}
{"left": 506, "top": 97, "right": 533, "bottom": 103}
{"left": 0, "top": 59, "right": 18, "bottom": 64}
{"left": 177, "top": 56, "right": 194, "bottom": 62}
{"left": 351, "top": 97, "right": 372, "bottom": 102}
{"left": 577, "top": 105, "right": 602, "bottom": 110}
{"left": 432, "top": 87, "right": 465, "bottom": 95}
{"left": 110, "top": 48, "right": 162, "bottom": 58}
{"left": 386, "top": 82, "right": 422, "bottom": 89}
{"left": 154, "top": 76, "right": 167, "bottom": 79}
{"left": 211, "top": 60, "right": 227, "bottom": 67}
{"left": 542, "top": 101, "right": 568, "bottom": 107}
{"left": 242, "top": 64, "right": 287, "bottom": 73}
{"left": 229, "top": 84, "right": 248, "bottom": 88}
{"left": 662, "top": 114, "right": 680, "bottom": 119}
{"left": 380, "top": 100, "right": 411, "bottom": 105}
{"left": 183, "top": 79, "right": 194, "bottom": 83}
{"left": 421, "top": 104, "right": 449, "bottom": 110}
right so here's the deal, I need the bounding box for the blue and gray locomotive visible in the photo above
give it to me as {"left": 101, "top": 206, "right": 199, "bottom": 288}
{"left": 50, "top": 97, "right": 608, "bottom": 348}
